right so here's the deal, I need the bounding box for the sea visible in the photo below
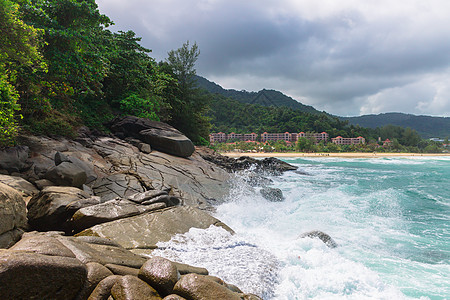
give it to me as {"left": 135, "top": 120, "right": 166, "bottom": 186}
{"left": 153, "top": 156, "right": 450, "bottom": 299}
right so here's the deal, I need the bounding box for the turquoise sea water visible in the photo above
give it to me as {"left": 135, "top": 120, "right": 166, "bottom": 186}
{"left": 155, "top": 157, "right": 450, "bottom": 299}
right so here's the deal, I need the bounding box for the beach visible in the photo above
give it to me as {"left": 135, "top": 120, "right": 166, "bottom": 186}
{"left": 221, "top": 152, "right": 450, "bottom": 158}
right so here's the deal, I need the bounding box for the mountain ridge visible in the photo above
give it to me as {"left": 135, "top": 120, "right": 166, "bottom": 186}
{"left": 196, "top": 75, "right": 449, "bottom": 138}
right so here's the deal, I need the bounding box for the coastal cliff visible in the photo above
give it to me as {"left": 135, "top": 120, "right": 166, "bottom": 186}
{"left": 0, "top": 116, "right": 294, "bottom": 299}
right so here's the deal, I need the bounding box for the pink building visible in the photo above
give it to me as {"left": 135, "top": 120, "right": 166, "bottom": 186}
{"left": 331, "top": 136, "right": 366, "bottom": 145}
{"left": 244, "top": 133, "right": 258, "bottom": 141}
{"left": 294, "top": 132, "right": 329, "bottom": 143}
{"left": 261, "top": 132, "right": 293, "bottom": 142}
{"left": 209, "top": 132, "right": 227, "bottom": 143}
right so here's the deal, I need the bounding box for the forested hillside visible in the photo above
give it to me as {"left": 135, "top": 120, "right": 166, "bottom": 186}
{"left": 196, "top": 76, "right": 321, "bottom": 114}
{"left": 343, "top": 113, "right": 450, "bottom": 138}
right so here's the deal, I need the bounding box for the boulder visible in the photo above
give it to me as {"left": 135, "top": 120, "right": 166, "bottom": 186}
{"left": 27, "top": 186, "right": 91, "bottom": 232}
{"left": 110, "top": 116, "right": 195, "bottom": 158}
{"left": 70, "top": 199, "right": 166, "bottom": 233}
{"left": 0, "top": 182, "right": 27, "bottom": 248}
{"left": 0, "top": 250, "right": 87, "bottom": 300}
{"left": 10, "top": 232, "right": 76, "bottom": 258}
{"left": 173, "top": 274, "right": 242, "bottom": 300}
{"left": 55, "top": 152, "right": 98, "bottom": 184}
{"left": 0, "top": 146, "right": 29, "bottom": 173}
{"left": 0, "top": 174, "right": 38, "bottom": 197}
{"left": 138, "top": 142, "right": 152, "bottom": 154}
{"left": 45, "top": 161, "right": 87, "bottom": 188}
{"left": 260, "top": 187, "right": 284, "bottom": 202}
{"left": 76, "top": 206, "right": 234, "bottom": 251}
{"left": 139, "top": 257, "right": 180, "bottom": 297}
{"left": 299, "top": 230, "right": 338, "bottom": 248}
{"left": 78, "top": 262, "right": 114, "bottom": 300}
{"left": 111, "top": 275, "right": 162, "bottom": 300}
{"left": 87, "top": 275, "right": 121, "bottom": 300}
{"left": 56, "top": 236, "right": 147, "bottom": 268}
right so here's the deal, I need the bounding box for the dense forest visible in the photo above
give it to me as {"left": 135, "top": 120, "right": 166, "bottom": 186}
{"left": 0, "top": 0, "right": 210, "bottom": 146}
{"left": 0, "top": 0, "right": 446, "bottom": 153}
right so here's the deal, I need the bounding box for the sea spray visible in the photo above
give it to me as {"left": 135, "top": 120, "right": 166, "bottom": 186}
{"left": 154, "top": 156, "right": 449, "bottom": 299}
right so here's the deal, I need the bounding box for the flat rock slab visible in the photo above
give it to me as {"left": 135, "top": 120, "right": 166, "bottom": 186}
{"left": 76, "top": 206, "right": 234, "bottom": 250}
{"left": 0, "top": 249, "right": 87, "bottom": 300}
{"left": 0, "top": 174, "right": 38, "bottom": 197}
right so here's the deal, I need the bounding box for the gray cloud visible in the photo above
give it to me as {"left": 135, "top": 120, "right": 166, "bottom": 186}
{"left": 97, "top": 0, "right": 450, "bottom": 116}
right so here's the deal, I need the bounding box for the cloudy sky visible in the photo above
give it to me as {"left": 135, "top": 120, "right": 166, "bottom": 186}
{"left": 96, "top": 0, "right": 450, "bottom": 117}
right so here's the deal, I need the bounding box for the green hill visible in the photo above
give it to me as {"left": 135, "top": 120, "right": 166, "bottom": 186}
{"left": 342, "top": 113, "right": 450, "bottom": 138}
{"left": 195, "top": 75, "right": 321, "bottom": 114}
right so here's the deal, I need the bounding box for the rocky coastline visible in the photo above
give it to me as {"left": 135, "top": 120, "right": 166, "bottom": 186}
{"left": 0, "top": 116, "right": 297, "bottom": 300}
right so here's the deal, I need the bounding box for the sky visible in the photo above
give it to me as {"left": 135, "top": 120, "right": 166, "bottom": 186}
{"left": 96, "top": 0, "right": 450, "bottom": 117}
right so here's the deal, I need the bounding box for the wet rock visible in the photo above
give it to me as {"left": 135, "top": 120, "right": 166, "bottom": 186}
{"left": 27, "top": 186, "right": 91, "bottom": 232}
{"left": 0, "top": 250, "right": 87, "bottom": 300}
{"left": 139, "top": 257, "right": 180, "bottom": 296}
{"left": 111, "top": 275, "right": 161, "bottom": 300}
{"left": 299, "top": 230, "right": 338, "bottom": 248}
{"left": 173, "top": 273, "right": 242, "bottom": 300}
{"left": 76, "top": 206, "right": 234, "bottom": 251}
{"left": 0, "top": 146, "right": 29, "bottom": 173}
{"left": 45, "top": 161, "right": 87, "bottom": 188}
{"left": 260, "top": 187, "right": 284, "bottom": 202}
{"left": 198, "top": 148, "right": 297, "bottom": 175}
{"left": 0, "top": 183, "right": 27, "bottom": 248}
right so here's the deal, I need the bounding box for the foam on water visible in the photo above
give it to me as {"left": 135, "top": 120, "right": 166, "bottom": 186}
{"left": 153, "top": 157, "right": 449, "bottom": 299}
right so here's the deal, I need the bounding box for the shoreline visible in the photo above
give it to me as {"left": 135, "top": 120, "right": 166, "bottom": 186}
{"left": 221, "top": 152, "right": 450, "bottom": 158}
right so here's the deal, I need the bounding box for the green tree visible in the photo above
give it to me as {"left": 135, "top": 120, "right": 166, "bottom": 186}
{"left": 165, "top": 41, "right": 211, "bottom": 144}
{"left": 0, "top": 0, "right": 44, "bottom": 145}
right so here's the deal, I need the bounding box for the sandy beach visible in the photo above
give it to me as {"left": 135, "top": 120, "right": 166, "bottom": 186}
{"left": 221, "top": 152, "right": 450, "bottom": 158}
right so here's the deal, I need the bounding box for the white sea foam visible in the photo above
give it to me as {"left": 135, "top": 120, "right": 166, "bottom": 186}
{"left": 154, "top": 157, "right": 448, "bottom": 299}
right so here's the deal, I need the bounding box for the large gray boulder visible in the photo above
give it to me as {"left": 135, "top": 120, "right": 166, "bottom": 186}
{"left": 76, "top": 206, "right": 234, "bottom": 252}
{"left": 0, "top": 174, "right": 38, "bottom": 197}
{"left": 27, "top": 186, "right": 91, "bottom": 232}
{"left": 0, "top": 249, "right": 87, "bottom": 300}
{"left": 0, "top": 146, "right": 29, "bottom": 173}
{"left": 110, "top": 116, "right": 195, "bottom": 158}
{"left": 0, "top": 182, "right": 27, "bottom": 248}
{"left": 260, "top": 187, "right": 284, "bottom": 202}
{"left": 45, "top": 161, "right": 87, "bottom": 188}
{"left": 70, "top": 199, "right": 166, "bottom": 233}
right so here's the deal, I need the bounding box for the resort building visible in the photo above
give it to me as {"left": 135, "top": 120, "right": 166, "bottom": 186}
{"left": 296, "top": 132, "right": 329, "bottom": 143}
{"left": 331, "top": 136, "right": 366, "bottom": 145}
{"left": 228, "top": 132, "right": 243, "bottom": 141}
{"left": 209, "top": 132, "right": 227, "bottom": 143}
{"left": 261, "top": 132, "right": 293, "bottom": 142}
{"left": 244, "top": 133, "right": 258, "bottom": 141}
